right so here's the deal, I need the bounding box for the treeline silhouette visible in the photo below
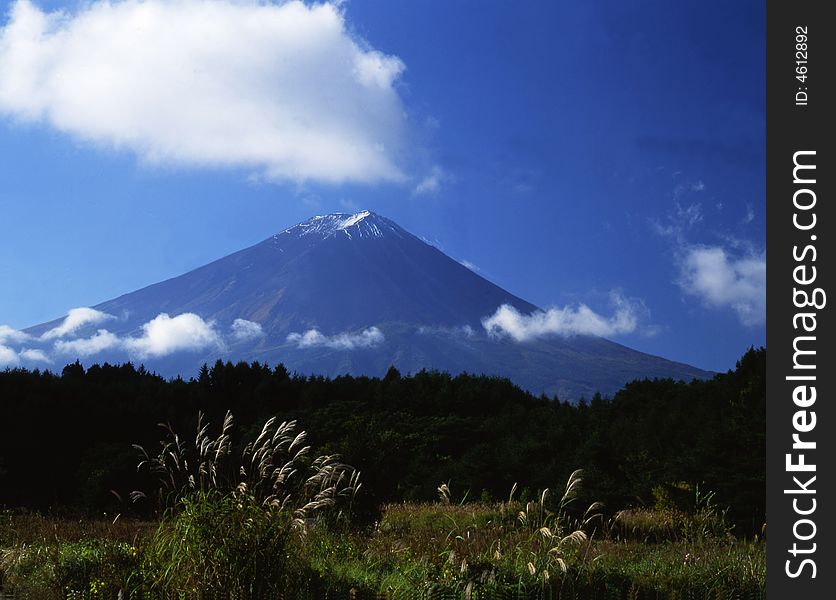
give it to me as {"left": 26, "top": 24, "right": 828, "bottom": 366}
{"left": 0, "top": 348, "right": 764, "bottom": 533}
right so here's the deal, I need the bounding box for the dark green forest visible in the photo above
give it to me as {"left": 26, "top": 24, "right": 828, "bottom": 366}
{"left": 0, "top": 347, "right": 764, "bottom": 534}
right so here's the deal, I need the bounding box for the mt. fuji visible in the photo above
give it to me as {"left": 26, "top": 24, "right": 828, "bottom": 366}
{"left": 22, "top": 211, "right": 711, "bottom": 399}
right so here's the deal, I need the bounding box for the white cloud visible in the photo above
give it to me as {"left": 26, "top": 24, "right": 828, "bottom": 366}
{"left": 230, "top": 318, "right": 264, "bottom": 342}
{"left": 0, "top": 324, "right": 30, "bottom": 344}
{"left": 482, "top": 293, "right": 643, "bottom": 341}
{"left": 19, "top": 348, "right": 50, "bottom": 362}
{"left": 54, "top": 329, "right": 120, "bottom": 356}
{"left": 649, "top": 179, "right": 765, "bottom": 327}
{"left": 0, "top": 344, "right": 19, "bottom": 367}
{"left": 3, "top": 310, "right": 266, "bottom": 363}
{"left": 123, "top": 313, "right": 221, "bottom": 358}
{"left": 0, "top": 0, "right": 408, "bottom": 184}
{"left": 678, "top": 246, "right": 765, "bottom": 326}
{"left": 287, "top": 326, "right": 384, "bottom": 350}
{"left": 41, "top": 307, "right": 114, "bottom": 340}
{"left": 412, "top": 165, "right": 447, "bottom": 196}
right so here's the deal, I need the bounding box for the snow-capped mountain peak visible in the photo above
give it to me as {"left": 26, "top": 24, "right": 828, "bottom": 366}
{"left": 277, "top": 210, "right": 401, "bottom": 241}
{"left": 22, "top": 210, "right": 712, "bottom": 399}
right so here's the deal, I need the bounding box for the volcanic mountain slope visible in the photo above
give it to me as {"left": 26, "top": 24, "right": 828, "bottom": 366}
{"left": 25, "top": 211, "right": 711, "bottom": 399}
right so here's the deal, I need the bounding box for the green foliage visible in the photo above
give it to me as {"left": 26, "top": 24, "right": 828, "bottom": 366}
{"left": 652, "top": 481, "right": 695, "bottom": 512}
{"left": 0, "top": 538, "right": 140, "bottom": 598}
{"left": 142, "top": 491, "right": 301, "bottom": 598}
{"left": 619, "top": 484, "right": 732, "bottom": 543}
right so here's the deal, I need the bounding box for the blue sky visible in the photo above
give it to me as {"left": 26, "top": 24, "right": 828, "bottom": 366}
{"left": 0, "top": 0, "right": 764, "bottom": 372}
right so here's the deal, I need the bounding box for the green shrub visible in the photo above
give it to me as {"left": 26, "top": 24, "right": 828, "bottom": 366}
{"left": 133, "top": 412, "right": 361, "bottom": 598}
{"left": 142, "top": 491, "right": 303, "bottom": 597}
{"left": 652, "top": 481, "right": 695, "bottom": 512}
{"left": 0, "top": 538, "right": 140, "bottom": 598}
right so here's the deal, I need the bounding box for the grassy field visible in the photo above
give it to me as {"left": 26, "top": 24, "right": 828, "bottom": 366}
{"left": 1, "top": 495, "right": 764, "bottom": 599}
{"left": 0, "top": 351, "right": 766, "bottom": 598}
{"left": 0, "top": 411, "right": 764, "bottom": 598}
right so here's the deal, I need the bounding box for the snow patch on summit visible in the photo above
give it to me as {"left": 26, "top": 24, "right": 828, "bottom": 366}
{"left": 338, "top": 210, "right": 372, "bottom": 229}
{"left": 277, "top": 210, "right": 400, "bottom": 241}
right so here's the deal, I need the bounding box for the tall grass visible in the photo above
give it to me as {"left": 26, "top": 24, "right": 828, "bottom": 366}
{"left": 1, "top": 496, "right": 765, "bottom": 599}
{"left": 132, "top": 411, "right": 361, "bottom": 597}
{"left": 310, "top": 471, "right": 607, "bottom": 596}
{"left": 132, "top": 411, "right": 361, "bottom": 520}
{"left": 142, "top": 491, "right": 302, "bottom": 597}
